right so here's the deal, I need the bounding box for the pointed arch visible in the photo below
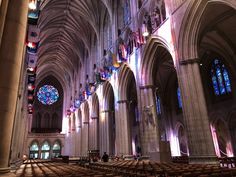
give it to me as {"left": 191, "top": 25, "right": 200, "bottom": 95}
{"left": 178, "top": 0, "right": 236, "bottom": 60}
{"left": 140, "top": 36, "right": 172, "bottom": 86}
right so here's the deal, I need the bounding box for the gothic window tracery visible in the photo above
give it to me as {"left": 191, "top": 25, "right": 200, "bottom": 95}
{"left": 123, "top": 0, "right": 131, "bottom": 26}
{"left": 37, "top": 85, "right": 59, "bottom": 105}
{"left": 210, "top": 59, "right": 231, "bottom": 96}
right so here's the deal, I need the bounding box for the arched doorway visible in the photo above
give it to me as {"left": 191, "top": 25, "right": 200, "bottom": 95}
{"left": 41, "top": 141, "right": 50, "bottom": 159}
{"left": 29, "top": 141, "right": 39, "bottom": 159}
{"left": 127, "top": 72, "right": 140, "bottom": 155}
{"left": 100, "top": 82, "right": 116, "bottom": 156}
{"left": 212, "top": 119, "right": 233, "bottom": 157}
{"left": 52, "top": 141, "right": 61, "bottom": 158}
{"left": 117, "top": 65, "right": 140, "bottom": 155}
{"left": 177, "top": 125, "right": 188, "bottom": 156}
{"left": 151, "top": 45, "right": 186, "bottom": 157}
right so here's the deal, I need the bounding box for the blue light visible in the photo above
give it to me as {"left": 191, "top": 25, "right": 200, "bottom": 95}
{"left": 37, "top": 85, "right": 59, "bottom": 105}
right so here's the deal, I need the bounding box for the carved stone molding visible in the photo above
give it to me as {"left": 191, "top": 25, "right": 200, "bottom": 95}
{"left": 139, "top": 85, "right": 155, "bottom": 90}
{"left": 117, "top": 100, "right": 129, "bottom": 104}
{"left": 179, "top": 58, "right": 200, "bottom": 65}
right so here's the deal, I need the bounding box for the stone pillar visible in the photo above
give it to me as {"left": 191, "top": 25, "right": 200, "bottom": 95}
{"left": 88, "top": 117, "right": 94, "bottom": 150}
{"left": 116, "top": 101, "right": 132, "bottom": 155}
{"left": 139, "top": 86, "right": 164, "bottom": 161}
{"left": 75, "top": 112, "right": 82, "bottom": 156}
{"left": 99, "top": 111, "right": 110, "bottom": 155}
{"left": 89, "top": 117, "right": 98, "bottom": 150}
{"left": 179, "top": 59, "right": 217, "bottom": 164}
{"left": 0, "top": 0, "right": 9, "bottom": 47}
{"left": 81, "top": 122, "right": 89, "bottom": 156}
{"left": 71, "top": 113, "right": 76, "bottom": 156}
{"left": 0, "top": 0, "right": 28, "bottom": 174}
{"left": 77, "top": 126, "right": 82, "bottom": 156}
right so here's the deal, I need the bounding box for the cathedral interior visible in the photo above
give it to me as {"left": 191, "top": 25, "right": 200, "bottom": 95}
{"left": 0, "top": 0, "right": 236, "bottom": 176}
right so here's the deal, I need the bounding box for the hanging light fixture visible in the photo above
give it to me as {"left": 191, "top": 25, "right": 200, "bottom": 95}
{"left": 142, "top": 13, "right": 152, "bottom": 37}
{"left": 142, "top": 23, "right": 149, "bottom": 37}
{"left": 29, "top": 0, "right": 37, "bottom": 10}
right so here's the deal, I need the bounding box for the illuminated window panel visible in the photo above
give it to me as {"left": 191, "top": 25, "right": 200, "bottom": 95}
{"left": 37, "top": 85, "right": 59, "bottom": 105}
{"left": 177, "top": 87, "right": 182, "bottom": 109}
{"left": 211, "top": 59, "right": 231, "bottom": 96}
{"left": 156, "top": 96, "right": 161, "bottom": 114}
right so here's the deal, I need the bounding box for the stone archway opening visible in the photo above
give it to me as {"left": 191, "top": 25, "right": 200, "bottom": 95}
{"left": 126, "top": 72, "right": 140, "bottom": 156}
{"left": 211, "top": 119, "right": 233, "bottom": 157}
{"left": 100, "top": 82, "right": 116, "bottom": 156}
{"left": 177, "top": 125, "right": 188, "bottom": 157}
{"left": 151, "top": 45, "right": 186, "bottom": 157}
{"left": 197, "top": 2, "right": 236, "bottom": 158}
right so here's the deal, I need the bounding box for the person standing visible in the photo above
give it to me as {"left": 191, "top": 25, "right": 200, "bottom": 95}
{"left": 102, "top": 152, "right": 109, "bottom": 162}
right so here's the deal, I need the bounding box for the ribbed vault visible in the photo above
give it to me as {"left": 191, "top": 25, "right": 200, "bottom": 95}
{"left": 37, "top": 0, "right": 113, "bottom": 79}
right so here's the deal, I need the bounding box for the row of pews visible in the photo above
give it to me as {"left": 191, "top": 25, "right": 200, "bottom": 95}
{"left": 15, "top": 160, "right": 120, "bottom": 177}
{"left": 15, "top": 158, "right": 236, "bottom": 177}
{"left": 86, "top": 160, "right": 236, "bottom": 177}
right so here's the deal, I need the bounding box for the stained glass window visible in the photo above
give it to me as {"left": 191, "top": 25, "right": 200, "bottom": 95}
{"left": 211, "top": 59, "right": 231, "bottom": 96}
{"left": 156, "top": 95, "right": 161, "bottom": 114}
{"left": 41, "top": 141, "right": 50, "bottom": 151}
{"left": 53, "top": 142, "right": 61, "bottom": 150}
{"left": 30, "top": 142, "right": 39, "bottom": 151}
{"left": 123, "top": 0, "right": 131, "bottom": 26}
{"left": 52, "top": 142, "right": 61, "bottom": 158}
{"left": 37, "top": 85, "right": 59, "bottom": 105}
{"left": 177, "top": 87, "right": 182, "bottom": 109}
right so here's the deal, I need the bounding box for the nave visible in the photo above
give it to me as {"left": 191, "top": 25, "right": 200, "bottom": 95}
{"left": 15, "top": 159, "right": 236, "bottom": 177}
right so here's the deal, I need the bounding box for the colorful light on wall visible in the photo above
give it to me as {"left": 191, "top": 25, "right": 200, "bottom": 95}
{"left": 28, "top": 84, "right": 35, "bottom": 91}
{"left": 74, "top": 99, "right": 81, "bottom": 108}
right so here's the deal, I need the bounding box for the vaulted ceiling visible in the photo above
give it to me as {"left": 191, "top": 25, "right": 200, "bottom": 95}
{"left": 36, "top": 0, "right": 115, "bottom": 79}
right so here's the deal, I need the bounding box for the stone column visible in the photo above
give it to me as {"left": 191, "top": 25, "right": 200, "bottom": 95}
{"left": 71, "top": 113, "right": 76, "bottom": 156}
{"left": 116, "top": 100, "right": 132, "bottom": 155}
{"left": 78, "top": 126, "right": 82, "bottom": 156}
{"left": 0, "top": 0, "right": 9, "bottom": 47}
{"left": 81, "top": 122, "right": 89, "bottom": 156}
{"left": 0, "top": 0, "right": 28, "bottom": 174}
{"left": 139, "top": 86, "right": 163, "bottom": 161}
{"left": 75, "top": 113, "right": 82, "bottom": 156}
{"left": 99, "top": 111, "right": 110, "bottom": 155}
{"left": 179, "top": 59, "right": 217, "bottom": 164}
{"left": 89, "top": 117, "right": 98, "bottom": 150}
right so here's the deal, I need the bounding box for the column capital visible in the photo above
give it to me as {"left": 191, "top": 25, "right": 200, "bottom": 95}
{"left": 117, "top": 100, "right": 129, "bottom": 104}
{"left": 91, "top": 116, "right": 98, "bottom": 119}
{"left": 101, "top": 110, "right": 113, "bottom": 113}
{"left": 179, "top": 58, "right": 200, "bottom": 65}
{"left": 139, "top": 85, "right": 155, "bottom": 90}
